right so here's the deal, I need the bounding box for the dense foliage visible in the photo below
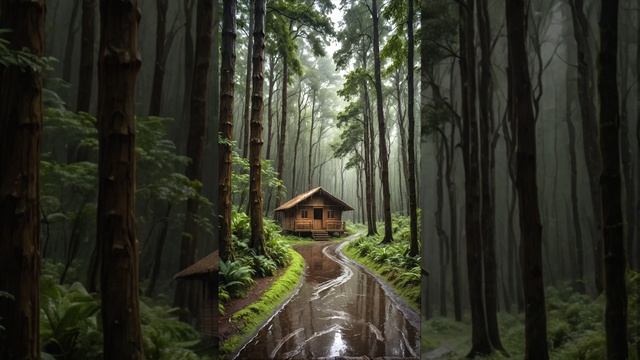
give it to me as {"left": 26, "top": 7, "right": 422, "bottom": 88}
{"left": 344, "top": 214, "right": 421, "bottom": 308}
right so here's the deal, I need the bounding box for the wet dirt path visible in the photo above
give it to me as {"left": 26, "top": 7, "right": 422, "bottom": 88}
{"left": 235, "top": 235, "right": 419, "bottom": 359}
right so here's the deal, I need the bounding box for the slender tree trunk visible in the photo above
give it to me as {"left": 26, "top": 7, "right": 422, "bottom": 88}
{"left": 249, "top": 0, "right": 266, "bottom": 255}
{"left": 477, "top": 0, "right": 502, "bottom": 349}
{"left": 145, "top": 203, "right": 172, "bottom": 296}
{"left": 406, "top": 0, "right": 419, "bottom": 257}
{"left": 266, "top": 54, "right": 276, "bottom": 160}
{"left": 361, "top": 49, "right": 375, "bottom": 235}
{"left": 436, "top": 140, "right": 448, "bottom": 317}
{"left": 567, "top": 88, "right": 585, "bottom": 292}
{"left": 460, "top": 0, "right": 491, "bottom": 355}
{"left": 96, "top": 0, "right": 143, "bottom": 357}
{"left": 219, "top": 0, "right": 237, "bottom": 262}
{"left": 598, "top": 1, "right": 628, "bottom": 357}
{"left": 308, "top": 89, "right": 316, "bottom": 188}
{"left": 394, "top": 73, "right": 410, "bottom": 213}
{"left": 366, "top": 82, "right": 378, "bottom": 227}
{"left": 149, "top": 0, "right": 169, "bottom": 116}
{"left": 76, "top": 0, "right": 96, "bottom": 112}
{"left": 242, "top": 0, "right": 254, "bottom": 159}
{"left": 445, "top": 124, "right": 462, "bottom": 321}
{"left": 569, "top": 0, "right": 604, "bottom": 294}
{"left": 0, "top": 1, "right": 44, "bottom": 358}
{"left": 371, "top": 0, "right": 393, "bottom": 243}
{"left": 175, "top": 0, "right": 213, "bottom": 313}
{"left": 291, "top": 82, "right": 305, "bottom": 195}
{"left": 506, "top": 0, "right": 549, "bottom": 358}
{"left": 63, "top": 0, "right": 81, "bottom": 91}
{"left": 181, "top": 0, "right": 195, "bottom": 149}
{"left": 275, "top": 53, "right": 288, "bottom": 207}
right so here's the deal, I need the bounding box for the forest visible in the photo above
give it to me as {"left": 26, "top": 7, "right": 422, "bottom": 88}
{"left": 0, "top": 0, "right": 638, "bottom": 359}
{"left": 420, "top": 0, "right": 640, "bottom": 359}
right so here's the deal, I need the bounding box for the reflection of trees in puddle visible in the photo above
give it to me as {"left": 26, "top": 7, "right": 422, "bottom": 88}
{"left": 237, "top": 242, "right": 419, "bottom": 359}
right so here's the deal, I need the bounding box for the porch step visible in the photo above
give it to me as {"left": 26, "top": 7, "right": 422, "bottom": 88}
{"left": 312, "top": 231, "right": 330, "bottom": 241}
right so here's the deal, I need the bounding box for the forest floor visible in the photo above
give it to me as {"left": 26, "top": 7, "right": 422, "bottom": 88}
{"left": 421, "top": 280, "right": 640, "bottom": 359}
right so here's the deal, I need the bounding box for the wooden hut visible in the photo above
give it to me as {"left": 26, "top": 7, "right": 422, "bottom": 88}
{"left": 275, "top": 187, "right": 353, "bottom": 239}
{"left": 174, "top": 250, "right": 218, "bottom": 337}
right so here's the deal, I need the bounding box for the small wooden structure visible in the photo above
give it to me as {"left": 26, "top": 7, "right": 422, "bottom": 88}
{"left": 174, "top": 250, "right": 218, "bottom": 337}
{"left": 275, "top": 187, "right": 353, "bottom": 238}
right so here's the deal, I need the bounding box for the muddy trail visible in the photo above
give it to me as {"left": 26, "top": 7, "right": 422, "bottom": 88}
{"left": 234, "top": 235, "right": 420, "bottom": 359}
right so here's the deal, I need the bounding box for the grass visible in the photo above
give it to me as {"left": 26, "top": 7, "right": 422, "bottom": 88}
{"left": 342, "top": 243, "right": 420, "bottom": 313}
{"left": 220, "top": 248, "right": 305, "bottom": 356}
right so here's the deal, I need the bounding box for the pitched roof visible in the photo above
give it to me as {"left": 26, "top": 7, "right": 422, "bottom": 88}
{"left": 274, "top": 187, "right": 354, "bottom": 211}
{"left": 174, "top": 250, "right": 218, "bottom": 280}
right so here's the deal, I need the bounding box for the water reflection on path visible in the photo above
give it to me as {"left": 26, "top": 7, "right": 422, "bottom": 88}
{"left": 235, "top": 236, "right": 419, "bottom": 359}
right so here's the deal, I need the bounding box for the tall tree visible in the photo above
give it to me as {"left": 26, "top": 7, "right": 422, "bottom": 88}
{"left": 476, "top": 0, "right": 502, "bottom": 350}
{"left": 148, "top": 0, "right": 179, "bottom": 116}
{"left": 249, "top": 0, "right": 267, "bottom": 255}
{"left": 406, "top": 0, "right": 418, "bottom": 257}
{"left": 242, "top": 0, "right": 254, "bottom": 158}
{"left": 96, "top": 0, "right": 143, "bottom": 358}
{"left": 219, "top": 0, "right": 237, "bottom": 262}
{"left": 77, "top": 0, "right": 96, "bottom": 112}
{"left": 568, "top": 0, "right": 604, "bottom": 294}
{"left": 597, "top": 0, "right": 628, "bottom": 357}
{"left": 0, "top": 0, "right": 45, "bottom": 358}
{"left": 63, "top": 0, "right": 82, "bottom": 93}
{"left": 460, "top": 0, "right": 491, "bottom": 355}
{"left": 371, "top": 0, "right": 394, "bottom": 243}
{"left": 175, "top": 0, "right": 213, "bottom": 311}
{"left": 506, "top": 0, "right": 549, "bottom": 358}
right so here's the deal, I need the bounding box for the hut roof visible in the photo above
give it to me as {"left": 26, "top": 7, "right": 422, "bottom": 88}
{"left": 174, "top": 250, "right": 218, "bottom": 280}
{"left": 274, "top": 187, "right": 354, "bottom": 212}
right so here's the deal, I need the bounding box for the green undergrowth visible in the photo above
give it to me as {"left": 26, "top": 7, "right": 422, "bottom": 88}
{"left": 341, "top": 215, "right": 421, "bottom": 312}
{"left": 422, "top": 272, "right": 640, "bottom": 359}
{"left": 220, "top": 248, "right": 305, "bottom": 357}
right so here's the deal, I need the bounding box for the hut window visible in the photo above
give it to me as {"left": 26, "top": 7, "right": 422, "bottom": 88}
{"left": 328, "top": 210, "right": 336, "bottom": 219}
{"left": 301, "top": 209, "right": 308, "bottom": 218}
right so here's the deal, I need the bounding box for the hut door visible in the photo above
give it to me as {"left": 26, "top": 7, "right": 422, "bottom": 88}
{"left": 313, "top": 208, "right": 323, "bottom": 230}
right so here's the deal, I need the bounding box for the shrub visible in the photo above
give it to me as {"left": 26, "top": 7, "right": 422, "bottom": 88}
{"left": 219, "top": 260, "right": 255, "bottom": 298}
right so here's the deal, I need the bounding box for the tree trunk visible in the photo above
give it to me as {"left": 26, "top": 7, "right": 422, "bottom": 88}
{"left": 0, "top": 1, "right": 44, "bottom": 358}
{"left": 597, "top": 1, "right": 628, "bottom": 357}
{"left": 249, "top": 0, "right": 266, "bottom": 255}
{"left": 394, "top": 72, "right": 409, "bottom": 214}
{"left": 275, "top": 53, "right": 288, "bottom": 207}
{"left": 242, "top": 0, "right": 254, "bottom": 159}
{"left": 180, "top": 0, "right": 195, "bottom": 149}
{"left": 568, "top": 0, "right": 604, "bottom": 294}
{"left": 506, "top": 0, "right": 549, "bottom": 358}
{"left": 175, "top": 0, "right": 213, "bottom": 313}
{"left": 459, "top": 0, "right": 491, "bottom": 355}
{"left": 446, "top": 124, "right": 461, "bottom": 321}
{"left": 476, "top": 0, "right": 502, "bottom": 349}
{"left": 567, "top": 88, "right": 585, "bottom": 292}
{"left": 76, "top": 0, "right": 96, "bottom": 112}
{"left": 307, "top": 89, "right": 317, "bottom": 188}
{"left": 145, "top": 203, "right": 172, "bottom": 296}
{"left": 371, "top": 0, "right": 393, "bottom": 243}
{"left": 291, "top": 82, "right": 305, "bottom": 195}
{"left": 406, "top": 0, "right": 419, "bottom": 257}
{"left": 63, "top": 0, "right": 81, "bottom": 96}
{"left": 96, "top": 0, "right": 143, "bottom": 357}
{"left": 218, "top": 0, "right": 237, "bottom": 262}
{"left": 266, "top": 54, "right": 276, "bottom": 160}
{"left": 148, "top": 0, "right": 169, "bottom": 116}
{"left": 435, "top": 139, "right": 448, "bottom": 317}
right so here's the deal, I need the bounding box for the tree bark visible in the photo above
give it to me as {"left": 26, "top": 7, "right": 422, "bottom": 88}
{"left": 275, "top": 53, "right": 288, "bottom": 207}
{"left": 76, "top": 0, "right": 96, "bottom": 112}
{"left": 63, "top": 0, "right": 82, "bottom": 95}
{"left": 148, "top": 0, "right": 169, "bottom": 116}
{"left": 180, "top": 0, "right": 195, "bottom": 150}
{"left": 567, "top": 87, "right": 585, "bottom": 293}
{"left": 307, "top": 88, "right": 317, "bottom": 189}
{"left": 242, "top": 0, "right": 254, "bottom": 159}
{"left": 219, "top": 0, "right": 237, "bottom": 262}
{"left": 175, "top": 0, "right": 213, "bottom": 313}
{"left": 0, "top": 1, "right": 44, "bottom": 358}
{"left": 435, "top": 139, "right": 448, "bottom": 317}
{"left": 406, "top": 0, "right": 419, "bottom": 257}
{"left": 249, "top": 0, "right": 266, "bottom": 255}
{"left": 597, "top": 0, "right": 628, "bottom": 358}
{"left": 96, "top": 0, "right": 143, "bottom": 357}
{"left": 459, "top": 0, "right": 491, "bottom": 355}
{"left": 266, "top": 54, "right": 277, "bottom": 160}
{"left": 476, "top": 0, "right": 502, "bottom": 350}
{"left": 568, "top": 0, "right": 604, "bottom": 294}
{"left": 506, "top": 0, "right": 549, "bottom": 358}
{"left": 371, "top": 0, "right": 393, "bottom": 243}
